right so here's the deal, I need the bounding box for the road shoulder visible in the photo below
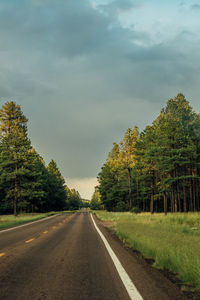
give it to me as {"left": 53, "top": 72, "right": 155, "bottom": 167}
{"left": 92, "top": 213, "right": 189, "bottom": 300}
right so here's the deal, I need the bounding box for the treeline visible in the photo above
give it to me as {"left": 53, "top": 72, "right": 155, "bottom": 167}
{"left": 0, "top": 101, "right": 82, "bottom": 215}
{"left": 98, "top": 94, "right": 200, "bottom": 213}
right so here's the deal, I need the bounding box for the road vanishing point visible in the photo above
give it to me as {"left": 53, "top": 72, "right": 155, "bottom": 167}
{"left": 0, "top": 210, "right": 187, "bottom": 300}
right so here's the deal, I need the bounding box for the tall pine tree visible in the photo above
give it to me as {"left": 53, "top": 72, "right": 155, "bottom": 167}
{"left": 0, "top": 102, "right": 31, "bottom": 215}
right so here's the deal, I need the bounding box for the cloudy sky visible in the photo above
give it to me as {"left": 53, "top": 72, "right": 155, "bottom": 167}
{"left": 0, "top": 0, "right": 200, "bottom": 199}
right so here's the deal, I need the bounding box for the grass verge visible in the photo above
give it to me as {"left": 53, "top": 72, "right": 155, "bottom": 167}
{"left": 0, "top": 212, "right": 62, "bottom": 230}
{"left": 94, "top": 211, "right": 200, "bottom": 292}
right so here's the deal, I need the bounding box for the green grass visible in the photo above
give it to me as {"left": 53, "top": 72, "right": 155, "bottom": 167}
{"left": 0, "top": 212, "right": 61, "bottom": 230}
{"left": 95, "top": 211, "right": 200, "bottom": 291}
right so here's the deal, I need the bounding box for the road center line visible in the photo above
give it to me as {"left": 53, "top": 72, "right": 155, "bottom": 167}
{"left": 0, "top": 253, "right": 5, "bottom": 257}
{"left": 25, "top": 238, "right": 35, "bottom": 244}
{"left": 91, "top": 214, "right": 143, "bottom": 300}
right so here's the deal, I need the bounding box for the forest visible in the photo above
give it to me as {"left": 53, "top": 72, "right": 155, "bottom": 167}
{"left": 0, "top": 101, "right": 82, "bottom": 215}
{"left": 97, "top": 94, "right": 200, "bottom": 213}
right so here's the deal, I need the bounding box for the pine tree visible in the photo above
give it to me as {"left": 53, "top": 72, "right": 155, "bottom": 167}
{"left": 47, "top": 160, "right": 67, "bottom": 211}
{"left": 119, "top": 126, "right": 139, "bottom": 209}
{"left": 0, "top": 102, "right": 31, "bottom": 215}
{"left": 21, "top": 149, "right": 50, "bottom": 213}
{"left": 154, "top": 94, "right": 199, "bottom": 212}
{"left": 0, "top": 101, "right": 28, "bottom": 136}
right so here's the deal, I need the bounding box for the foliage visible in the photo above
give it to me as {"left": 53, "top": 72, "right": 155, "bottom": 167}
{"left": 90, "top": 189, "right": 102, "bottom": 210}
{"left": 65, "top": 188, "right": 82, "bottom": 210}
{"left": 0, "top": 102, "right": 32, "bottom": 215}
{"left": 46, "top": 160, "right": 67, "bottom": 211}
{"left": 0, "top": 101, "right": 78, "bottom": 214}
{"left": 98, "top": 94, "right": 200, "bottom": 213}
{"left": 131, "top": 206, "right": 141, "bottom": 214}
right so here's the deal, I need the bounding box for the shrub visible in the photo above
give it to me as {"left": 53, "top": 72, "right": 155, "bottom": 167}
{"left": 131, "top": 206, "right": 141, "bottom": 214}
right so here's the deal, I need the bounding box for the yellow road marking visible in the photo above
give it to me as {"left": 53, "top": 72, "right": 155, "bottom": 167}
{"left": 0, "top": 253, "right": 5, "bottom": 257}
{"left": 43, "top": 231, "right": 48, "bottom": 234}
{"left": 25, "top": 238, "right": 35, "bottom": 244}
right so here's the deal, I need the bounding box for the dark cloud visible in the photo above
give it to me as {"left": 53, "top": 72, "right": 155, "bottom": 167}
{"left": 191, "top": 4, "right": 200, "bottom": 10}
{"left": 0, "top": 0, "right": 111, "bottom": 57}
{"left": 0, "top": 0, "right": 200, "bottom": 178}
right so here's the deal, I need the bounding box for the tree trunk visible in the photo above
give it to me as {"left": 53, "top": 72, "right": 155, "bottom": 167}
{"left": 155, "top": 199, "right": 158, "bottom": 213}
{"left": 171, "top": 191, "right": 174, "bottom": 212}
{"left": 13, "top": 196, "right": 17, "bottom": 216}
{"left": 189, "top": 180, "right": 193, "bottom": 211}
{"left": 183, "top": 185, "right": 187, "bottom": 212}
{"left": 127, "top": 168, "right": 132, "bottom": 210}
{"left": 164, "top": 193, "right": 167, "bottom": 215}
{"left": 136, "top": 176, "right": 139, "bottom": 207}
{"left": 150, "top": 174, "right": 154, "bottom": 214}
{"left": 173, "top": 170, "right": 177, "bottom": 212}
{"left": 14, "top": 172, "right": 17, "bottom": 216}
{"left": 150, "top": 195, "right": 154, "bottom": 214}
{"left": 143, "top": 197, "right": 145, "bottom": 212}
{"left": 177, "top": 183, "right": 181, "bottom": 212}
{"left": 174, "top": 191, "right": 177, "bottom": 212}
{"left": 196, "top": 181, "right": 199, "bottom": 211}
{"left": 192, "top": 177, "right": 196, "bottom": 211}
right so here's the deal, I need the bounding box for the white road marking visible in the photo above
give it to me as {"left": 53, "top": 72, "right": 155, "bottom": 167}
{"left": 0, "top": 214, "right": 59, "bottom": 234}
{"left": 91, "top": 214, "right": 143, "bottom": 300}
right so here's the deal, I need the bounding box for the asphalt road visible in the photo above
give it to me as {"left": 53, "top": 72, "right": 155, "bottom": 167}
{"left": 0, "top": 211, "right": 187, "bottom": 300}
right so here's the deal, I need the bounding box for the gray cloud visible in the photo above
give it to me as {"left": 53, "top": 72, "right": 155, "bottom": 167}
{"left": 191, "top": 4, "right": 200, "bottom": 10}
{"left": 98, "top": 0, "right": 142, "bottom": 17}
{"left": 0, "top": 0, "right": 200, "bottom": 180}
